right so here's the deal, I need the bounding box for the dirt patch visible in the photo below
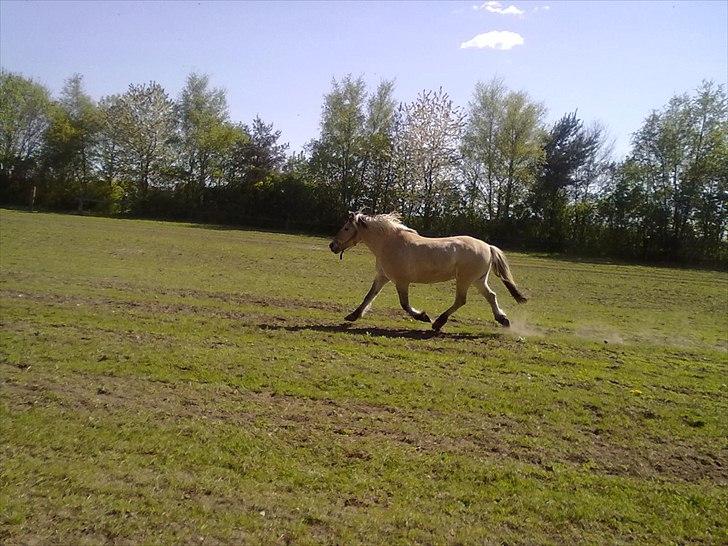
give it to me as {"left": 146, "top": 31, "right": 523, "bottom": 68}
{"left": 2, "top": 288, "right": 506, "bottom": 343}
{"left": 1, "top": 287, "right": 411, "bottom": 323}
{"left": 1, "top": 289, "right": 302, "bottom": 326}
{"left": 3, "top": 367, "right": 726, "bottom": 485}
{"left": 78, "top": 279, "right": 352, "bottom": 315}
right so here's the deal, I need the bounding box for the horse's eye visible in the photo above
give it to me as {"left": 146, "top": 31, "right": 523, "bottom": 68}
{"left": 344, "top": 227, "right": 349, "bottom": 231}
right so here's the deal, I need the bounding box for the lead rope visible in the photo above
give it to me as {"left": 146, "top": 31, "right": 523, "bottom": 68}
{"left": 339, "top": 251, "right": 344, "bottom": 260}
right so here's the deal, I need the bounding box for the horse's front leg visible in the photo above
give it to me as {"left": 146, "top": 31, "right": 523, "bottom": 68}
{"left": 396, "top": 283, "right": 431, "bottom": 323}
{"left": 345, "top": 275, "right": 389, "bottom": 321}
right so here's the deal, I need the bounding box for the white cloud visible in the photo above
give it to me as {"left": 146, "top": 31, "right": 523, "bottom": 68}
{"left": 499, "top": 5, "right": 525, "bottom": 15}
{"left": 460, "top": 31, "right": 525, "bottom": 50}
{"left": 473, "top": 1, "right": 525, "bottom": 16}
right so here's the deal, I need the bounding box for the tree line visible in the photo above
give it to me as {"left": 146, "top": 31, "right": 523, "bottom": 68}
{"left": 1, "top": 70, "right": 726, "bottom": 265}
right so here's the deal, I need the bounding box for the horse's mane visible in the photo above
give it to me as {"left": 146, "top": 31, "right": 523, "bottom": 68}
{"left": 358, "top": 212, "right": 417, "bottom": 234}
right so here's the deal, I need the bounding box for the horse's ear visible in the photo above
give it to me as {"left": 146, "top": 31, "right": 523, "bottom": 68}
{"left": 348, "top": 211, "right": 356, "bottom": 221}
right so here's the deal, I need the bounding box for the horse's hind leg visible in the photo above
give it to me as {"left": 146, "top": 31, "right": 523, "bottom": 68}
{"left": 345, "top": 274, "right": 389, "bottom": 321}
{"left": 396, "top": 283, "right": 431, "bottom": 323}
{"left": 474, "top": 272, "right": 510, "bottom": 327}
{"left": 432, "top": 279, "right": 469, "bottom": 332}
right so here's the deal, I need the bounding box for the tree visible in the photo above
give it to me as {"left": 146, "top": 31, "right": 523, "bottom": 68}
{"left": 628, "top": 81, "right": 727, "bottom": 258}
{"left": 687, "top": 81, "right": 728, "bottom": 257}
{"left": 462, "top": 80, "right": 545, "bottom": 224}
{"left": 497, "top": 91, "right": 546, "bottom": 220}
{"left": 1, "top": 67, "right": 723, "bottom": 265}
{"left": 394, "top": 87, "right": 465, "bottom": 229}
{"left": 0, "top": 71, "right": 52, "bottom": 205}
{"left": 221, "top": 116, "right": 289, "bottom": 222}
{"left": 530, "top": 112, "right": 603, "bottom": 250}
{"left": 462, "top": 78, "right": 507, "bottom": 219}
{"left": 177, "top": 73, "right": 242, "bottom": 199}
{"left": 308, "top": 75, "right": 367, "bottom": 212}
{"left": 42, "top": 74, "right": 102, "bottom": 209}
{"left": 102, "top": 81, "right": 176, "bottom": 206}
{"left": 97, "top": 95, "right": 122, "bottom": 193}
{"left": 598, "top": 161, "right": 647, "bottom": 257}
{"left": 360, "top": 80, "right": 397, "bottom": 213}
{"left": 231, "top": 116, "right": 287, "bottom": 184}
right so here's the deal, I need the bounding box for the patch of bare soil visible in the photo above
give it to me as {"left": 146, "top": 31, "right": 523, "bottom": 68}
{"left": 0, "top": 287, "right": 411, "bottom": 323}
{"left": 82, "top": 279, "right": 354, "bottom": 314}
{"left": 2, "top": 288, "right": 506, "bottom": 339}
{"left": 2, "top": 366, "right": 725, "bottom": 485}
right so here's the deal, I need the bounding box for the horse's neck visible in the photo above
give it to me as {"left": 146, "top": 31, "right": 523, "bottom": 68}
{"left": 362, "top": 227, "right": 411, "bottom": 255}
{"left": 361, "top": 228, "right": 391, "bottom": 256}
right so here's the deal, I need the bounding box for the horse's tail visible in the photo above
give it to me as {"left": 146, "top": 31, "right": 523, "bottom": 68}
{"left": 490, "top": 245, "right": 528, "bottom": 304}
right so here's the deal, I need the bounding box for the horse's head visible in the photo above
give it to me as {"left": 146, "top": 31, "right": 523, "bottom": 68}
{"left": 329, "top": 212, "right": 367, "bottom": 257}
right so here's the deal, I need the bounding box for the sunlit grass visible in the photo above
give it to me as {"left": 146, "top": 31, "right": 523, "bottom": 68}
{"left": 1, "top": 209, "right": 727, "bottom": 544}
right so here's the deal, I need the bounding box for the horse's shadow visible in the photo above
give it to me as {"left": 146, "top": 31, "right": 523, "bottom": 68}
{"left": 259, "top": 321, "right": 498, "bottom": 341}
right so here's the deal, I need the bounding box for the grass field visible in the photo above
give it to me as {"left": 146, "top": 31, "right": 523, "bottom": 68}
{"left": 1, "top": 208, "right": 727, "bottom": 545}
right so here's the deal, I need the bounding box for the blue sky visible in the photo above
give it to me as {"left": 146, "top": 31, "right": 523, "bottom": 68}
{"left": 1, "top": 0, "right": 726, "bottom": 158}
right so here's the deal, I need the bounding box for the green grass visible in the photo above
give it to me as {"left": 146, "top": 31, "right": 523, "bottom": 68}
{"left": 1, "top": 208, "right": 727, "bottom": 545}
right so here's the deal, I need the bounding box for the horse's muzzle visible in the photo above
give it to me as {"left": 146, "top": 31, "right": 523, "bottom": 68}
{"left": 329, "top": 241, "right": 339, "bottom": 253}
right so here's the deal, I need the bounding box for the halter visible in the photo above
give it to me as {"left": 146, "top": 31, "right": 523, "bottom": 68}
{"left": 337, "top": 229, "right": 357, "bottom": 259}
{"left": 335, "top": 222, "right": 360, "bottom": 260}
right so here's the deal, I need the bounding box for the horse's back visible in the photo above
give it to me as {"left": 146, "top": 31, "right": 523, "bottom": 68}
{"left": 415, "top": 234, "right": 490, "bottom": 258}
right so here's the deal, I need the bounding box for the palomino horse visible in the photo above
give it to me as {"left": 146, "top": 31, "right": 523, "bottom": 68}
{"left": 329, "top": 212, "right": 527, "bottom": 331}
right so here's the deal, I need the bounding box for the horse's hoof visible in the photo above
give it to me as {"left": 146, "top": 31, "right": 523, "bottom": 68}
{"left": 344, "top": 312, "right": 359, "bottom": 322}
{"left": 432, "top": 317, "right": 447, "bottom": 331}
{"left": 496, "top": 315, "right": 510, "bottom": 327}
{"left": 417, "top": 312, "right": 431, "bottom": 323}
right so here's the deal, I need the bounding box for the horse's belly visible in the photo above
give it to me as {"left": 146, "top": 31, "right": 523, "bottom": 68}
{"left": 407, "top": 263, "right": 457, "bottom": 284}
{"left": 417, "top": 271, "right": 453, "bottom": 283}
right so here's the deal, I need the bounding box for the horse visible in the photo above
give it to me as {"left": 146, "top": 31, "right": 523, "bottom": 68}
{"left": 329, "top": 212, "right": 528, "bottom": 331}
